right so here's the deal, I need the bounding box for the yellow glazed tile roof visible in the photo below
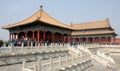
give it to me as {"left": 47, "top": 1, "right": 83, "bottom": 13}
{"left": 72, "top": 30, "right": 114, "bottom": 36}
{"left": 71, "top": 19, "right": 111, "bottom": 30}
{"left": 2, "top": 9, "right": 73, "bottom": 30}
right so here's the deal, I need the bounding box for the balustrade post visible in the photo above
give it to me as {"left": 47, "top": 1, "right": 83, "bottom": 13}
{"left": 59, "top": 56, "right": 62, "bottom": 67}
{"left": 77, "top": 55, "right": 79, "bottom": 62}
{"left": 35, "top": 42, "right": 37, "bottom": 47}
{"left": 34, "top": 65, "right": 37, "bottom": 71}
{"left": 38, "top": 59, "right": 41, "bottom": 71}
{"left": 67, "top": 44, "right": 70, "bottom": 48}
{"left": 10, "top": 43, "right": 13, "bottom": 53}
{"left": 21, "top": 42, "right": 24, "bottom": 53}
{"left": 39, "top": 45, "right": 41, "bottom": 51}
{"left": 50, "top": 57, "right": 52, "bottom": 71}
{"left": 82, "top": 55, "right": 85, "bottom": 61}
{"left": 78, "top": 56, "right": 80, "bottom": 62}
{"left": 50, "top": 43, "right": 52, "bottom": 48}
{"left": 45, "top": 43, "right": 47, "bottom": 50}
{"left": 79, "top": 56, "right": 83, "bottom": 62}
{"left": 86, "top": 54, "right": 88, "bottom": 61}
{"left": 31, "top": 42, "right": 33, "bottom": 52}
{"left": 66, "top": 55, "right": 68, "bottom": 65}
{"left": 22, "top": 61, "right": 26, "bottom": 71}
{"left": 72, "top": 55, "right": 74, "bottom": 64}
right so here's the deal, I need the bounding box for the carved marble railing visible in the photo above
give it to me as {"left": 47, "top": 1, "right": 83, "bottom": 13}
{"left": 100, "top": 44, "right": 120, "bottom": 48}
{"left": 67, "top": 45, "right": 82, "bottom": 56}
{"left": 22, "top": 54, "right": 92, "bottom": 71}
{"left": 77, "top": 44, "right": 118, "bottom": 70}
{"left": 0, "top": 43, "right": 68, "bottom": 56}
{"left": 97, "top": 50, "right": 115, "bottom": 64}
{"left": 77, "top": 45, "right": 90, "bottom": 53}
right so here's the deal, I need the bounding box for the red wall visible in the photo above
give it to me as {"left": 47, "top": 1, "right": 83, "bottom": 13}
{"left": 115, "top": 38, "right": 120, "bottom": 43}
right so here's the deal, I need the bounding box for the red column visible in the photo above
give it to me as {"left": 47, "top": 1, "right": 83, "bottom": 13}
{"left": 25, "top": 32, "right": 27, "bottom": 38}
{"left": 71, "top": 38, "right": 72, "bottom": 43}
{"left": 37, "top": 30, "right": 40, "bottom": 42}
{"left": 86, "top": 37, "right": 88, "bottom": 44}
{"left": 106, "top": 37, "right": 108, "bottom": 43}
{"left": 52, "top": 32, "right": 54, "bottom": 43}
{"left": 43, "top": 31, "right": 46, "bottom": 41}
{"left": 68, "top": 35, "right": 70, "bottom": 43}
{"left": 92, "top": 37, "right": 95, "bottom": 43}
{"left": 68, "top": 35, "right": 71, "bottom": 43}
{"left": 32, "top": 31, "right": 34, "bottom": 40}
{"left": 62, "top": 34, "right": 64, "bottom": 43}
{"left": 99, "top": 37, "right": 102, "bottom": 44}
{"left": 69, "top": 35, "right": 71, "bottom": 43}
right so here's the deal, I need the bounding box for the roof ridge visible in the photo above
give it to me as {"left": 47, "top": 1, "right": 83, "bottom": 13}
{"left": 71, "top": 19, "right": 107, "bottom": 25}
{"left": 72, "top": 30, "right": 115, "bottom": 35}
{"left": 70, "top": 18, "right": 112, "bottom": 30}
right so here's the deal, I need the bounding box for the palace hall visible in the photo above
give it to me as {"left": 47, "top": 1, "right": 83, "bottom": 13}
{"left": 2, "top": 6, "right": 117, "bottom": 45}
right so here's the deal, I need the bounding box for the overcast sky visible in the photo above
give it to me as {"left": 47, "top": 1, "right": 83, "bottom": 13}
{"left": 0, "top": 0, "right": 120, "bottom": 40}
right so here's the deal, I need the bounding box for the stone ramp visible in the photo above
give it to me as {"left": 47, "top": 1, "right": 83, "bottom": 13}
{"left": 84, "top": 60, "right": 117, "bottom": 71}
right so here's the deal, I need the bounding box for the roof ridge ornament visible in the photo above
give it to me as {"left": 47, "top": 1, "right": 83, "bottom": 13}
{"left": 38, "top": 5, "right": 43, "bottom": 20}
{"left": 40, "top": 5, "right": 43, "bottom": 9}
{"left": 106, "top": 18, "right": 109, "bottom": 22}
{"left": 106, "top": 18, "right": 111, "bottom": 27}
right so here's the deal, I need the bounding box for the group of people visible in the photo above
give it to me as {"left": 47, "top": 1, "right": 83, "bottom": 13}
{"left": 0, "top": 40, "right": 3, "bottom": 47}
{"left": 1, "top": 38, "right": 58, "bottom": 47}
{"left": 0, "top": 38, "right": 81, "bottom": 47}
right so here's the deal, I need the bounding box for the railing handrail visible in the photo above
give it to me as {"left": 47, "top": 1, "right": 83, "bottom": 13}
{"left": 97, "top": 50, "right": 116, "bottom": 64}
{"left": 76, "top": 44, "right": 116, "bottom": 67}
{"left": 24, "top": 68, "right": 33, "bottom": 71}
{"left": 0, "top": 44, "right": 68, "bottom": 56}
{"left": 23, "top": 54, "right": 91, "bottom": 71}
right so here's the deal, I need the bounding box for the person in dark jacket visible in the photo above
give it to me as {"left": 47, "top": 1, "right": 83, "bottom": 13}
{"left": 0, "top": 40, "right": 3, "bottom": 47}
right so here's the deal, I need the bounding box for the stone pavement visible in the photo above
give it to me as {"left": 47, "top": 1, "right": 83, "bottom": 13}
{"left": 84, "top": 60, "right": 118, "bottom": 71}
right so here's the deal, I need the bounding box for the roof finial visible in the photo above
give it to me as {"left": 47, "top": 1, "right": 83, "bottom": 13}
{"left": 40, "top": 5, "right": 43, "bottom": 9}
{"left": 106, "top": 18, "right": 109, "bottom": 22}
{"left": 106, "top": 18, "right": 111, "bottom": 26}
